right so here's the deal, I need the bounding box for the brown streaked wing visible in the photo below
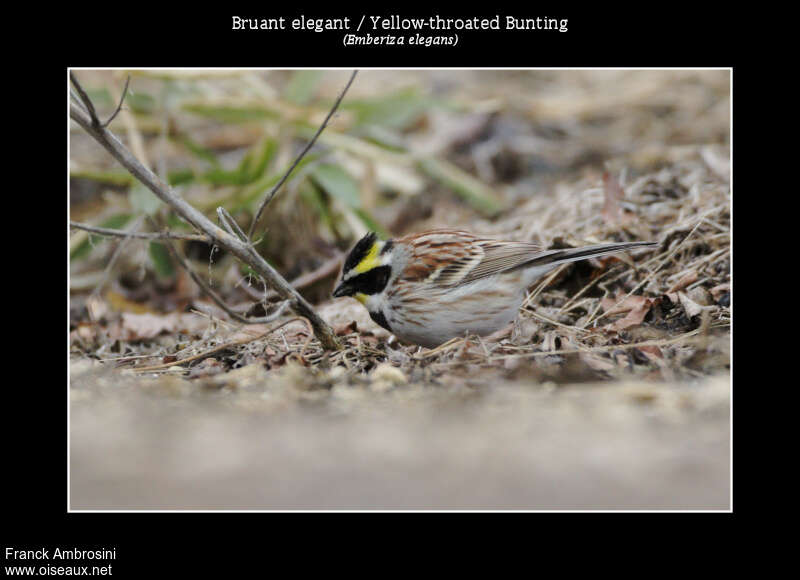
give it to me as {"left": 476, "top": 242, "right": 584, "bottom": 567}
{"left": 450, "top": 241, "right": 544, "bottom": 285}
{"left": 397, "top": 230, "right": 481, "bottom": 284}
{"left": 398, "top": 230, "right": 544, "bottom": 288}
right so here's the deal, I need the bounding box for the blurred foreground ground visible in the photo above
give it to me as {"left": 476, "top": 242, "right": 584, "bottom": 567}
{"left": 71, "top": 359, "right": 728, "bottom": 510}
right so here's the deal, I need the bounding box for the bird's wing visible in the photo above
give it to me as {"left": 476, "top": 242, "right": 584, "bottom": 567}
{"left": 453, "top": 241, "right": 547, "bottom": 285}
{"left": 447, "top": 240, "right": 657, "bottom": 285}
{"left": 398, "top": 230, "right": 544, "bottom": 288}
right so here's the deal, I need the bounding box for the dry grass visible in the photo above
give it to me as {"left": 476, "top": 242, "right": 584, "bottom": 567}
{"left": 79, "top": 148, "right": 729, "bottom": 384}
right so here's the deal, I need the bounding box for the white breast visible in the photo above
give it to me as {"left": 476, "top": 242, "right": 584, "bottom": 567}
{"left": 383, "top": 275, "right": 526, "bottom": 348}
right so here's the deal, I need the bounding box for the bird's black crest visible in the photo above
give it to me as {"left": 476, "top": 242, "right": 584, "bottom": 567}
{"left": 344, "top": 232, "right": 378, "bottom": 273}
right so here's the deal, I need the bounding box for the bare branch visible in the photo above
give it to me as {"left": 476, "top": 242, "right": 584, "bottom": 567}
{"left": 70, "top": 221, "right": 209, "bottom": 242}
{"left": 69, "top": 73, "right": 341, "bottom": 350}
{"left": 70, "top": 71, "right": 101, "bottom": 126}
{"left": 247, "top": 70, "right": 358, "bottom": 241}
{"left": 69, "top": 72, "right": 131, "bottom": 129}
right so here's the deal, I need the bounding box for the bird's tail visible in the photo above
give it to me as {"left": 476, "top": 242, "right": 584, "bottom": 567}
{"left": 526, "top": 240, "right": 658, "bottom": 269}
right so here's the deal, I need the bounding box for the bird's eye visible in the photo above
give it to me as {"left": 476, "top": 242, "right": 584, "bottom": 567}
{"left": 351, "top": 265, "right": 391, "bottom": 295}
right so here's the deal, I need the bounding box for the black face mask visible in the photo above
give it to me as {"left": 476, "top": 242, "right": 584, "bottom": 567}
{"left": 333, "top": 265, "right": 392, "bottom": 297}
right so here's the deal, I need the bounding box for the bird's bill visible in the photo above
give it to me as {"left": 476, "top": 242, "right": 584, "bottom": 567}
{"left": 332, "top": 281, "right": 353, "bottom": 298}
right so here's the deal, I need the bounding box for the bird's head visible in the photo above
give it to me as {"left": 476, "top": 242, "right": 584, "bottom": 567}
{"left": 332, "top": 232, "right": 395, "bottom": 304}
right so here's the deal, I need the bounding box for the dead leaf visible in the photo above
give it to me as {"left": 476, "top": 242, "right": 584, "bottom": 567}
{"left": 580, "top": 353, "right": 616, "bottom": 372}
{"left": 667, "top": 270, "right": 698, "bottom": 293}
{"left": 678, "top": 291, "right": 704, "bottom": 318}
{"left": 602, "top": 172, "right": 633, "bottom": 226}
{"left": 335, "top": 320, "right": 359, "bottom": 336}
{"left": 637, "top": 345, "right": 663, "bottom": 360}
{"left": 112, "top": 312, "right": 209, "bottom": 341}
{"left": 603, "top": 297, "right": 653, "bottom": 332}
{"left": 601, "top": 292, "right": 651, "bottom": 316}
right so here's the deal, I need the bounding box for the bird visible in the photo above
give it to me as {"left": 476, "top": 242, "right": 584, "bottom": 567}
{"left": 332, "top": 229, "right": 657, "bottom": 348}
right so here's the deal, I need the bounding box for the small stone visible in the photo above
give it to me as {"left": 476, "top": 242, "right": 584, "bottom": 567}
{"left": 370, "top": 363, "right": 407, "bottom": 385}
{"left": 332, "top": 383, "right": 365, "bottom": 399}
{"left": 369, "top": 380, "right": 394, "bottom": 393}
{"left": 327, "top": 366, "right": 347, "bottom": 382}
{"left": 281, "top": 361, "right": 316, "bottom": 391}
{"left": 69, "top": 358, "right": 97, "bottom": 376}
{"left": 144, "top": 375, "right": 192, "bottom": 398}
{"left": 212, "top": 363, "right": 265, "bottom": 389}
{"left": 541, "top": 381, "right": 557, "bottom": 393}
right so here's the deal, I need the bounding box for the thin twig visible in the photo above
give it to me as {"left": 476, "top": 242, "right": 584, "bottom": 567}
{"left": 525, "top": 310, "right": 590, "bottom": 334}
{"left": 70, "top": 221, "right": 209, "bottom": 242}
{"left": 69, "top": 72, "right": 341, "bottom": 349}
{"left": 521, "top": 264, "right": 567, "bottom": 309}
{"left": 102, "top": 75, "right": 130, "bottom": 128}
{"left": 217, "top": 207, "right": 249, "bottom": 243}
{"left": 188, "top": 308, "right": 239, "bottom": 330}
{"left": 556, "top": 264, "right": 622, "bottom": 315}
{"left": 69, "top": 72, "right": 131, "bottom": 128}
{"left": 89, "top": 216, "right": 143, "bottom": 299}
{"left": 239, "top": 252, "right": 343, "bottom": 301}
{"left": 247, "top": 70, "right": 358, "bottom": 241}
{"left": 162, "top": 233, "right": 290, "bottom": 325}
